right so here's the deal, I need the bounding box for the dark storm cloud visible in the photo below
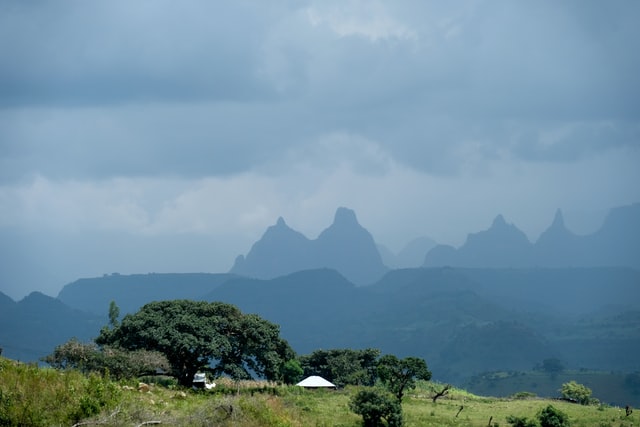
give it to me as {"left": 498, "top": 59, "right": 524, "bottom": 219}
{"left": 0, "top": 1, "right": 278, "bottom": 106}
{"left": 0, "top": 0, "right": 638, "bottom": 182}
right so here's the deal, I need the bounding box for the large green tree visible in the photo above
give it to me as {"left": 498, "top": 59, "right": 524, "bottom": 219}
{"left": 377, "top": 355, "right": 432, "bottom": 403}
{"left": 96, "top": 300, "right": 295, "bottom": 386}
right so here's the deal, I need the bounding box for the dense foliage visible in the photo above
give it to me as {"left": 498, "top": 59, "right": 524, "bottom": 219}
{"left": 96, "top": 300, "right": 295, "bottom": 386}
{"left": 377, "top": 354, "right": 432, "bottom": 402}
{"left": 299, "top": 348, "right": 380, "bottom": 387}
{"left": 506, "top": 414, "right": 538, "bottom": 427}
{"left": 43, "top": 338, "right": 170, "bottom": 379}
{"left": 560, "top": 380, "right": 592, "bottom": 405}
{"left": 349, "top": 388, "right": 402, "bottom": 427}
{"left": 538, "top": 404, "right": 570, "bottom": 427}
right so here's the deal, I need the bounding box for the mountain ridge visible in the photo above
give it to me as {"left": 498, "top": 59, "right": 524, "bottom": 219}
{"left": 424, "top": 202, "right": 640, "bottom": 269}
{"left": 230, "top": 207, "right": 388, "bottom": 284}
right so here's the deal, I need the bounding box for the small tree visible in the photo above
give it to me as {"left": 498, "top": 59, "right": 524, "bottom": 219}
{"left": 538, "top": 404, "right": 570, "bottom": 427}
{"left": 560, "top": 381, "right": 592, "bottom": 405}
{"left": 377, "top": 355, "right": 431, "bottom": 403}
{"left": 506, "top": 415, "right": 538, "bottom": 427}
{"left": 280, "top": 359, "right": 304, "bottom": 384}
{"left": 349, "top": 388, "right": 402, "bottom": 427}
{"left": 108, "top": 300, "right": 120, "bottom": 328}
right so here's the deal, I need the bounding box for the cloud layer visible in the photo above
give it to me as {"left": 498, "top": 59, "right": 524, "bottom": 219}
{"left": 1, "top": 0, "right": 639, "bottom": 298}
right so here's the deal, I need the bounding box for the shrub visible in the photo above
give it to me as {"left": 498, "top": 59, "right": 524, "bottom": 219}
{"left": 538, "top": 404, "right": 570, "bottom": 427}
{"left": 560, "top": 381, "right": 592, "bottom": 405}
{"left": 43, "top": 338, "right": 170, "bottom": 379}
{"left": 349, "top": 388, "right": 402, "bottom": 427}
{"left": 511, "top": 391, "right": 537, "bottom": 400}
{"left": 506, "top": 414, "right": 538, "bottom": 427}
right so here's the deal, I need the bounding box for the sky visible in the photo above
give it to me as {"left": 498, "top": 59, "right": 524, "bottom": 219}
{"left": 1, "top": 0, "right": 639, "bottom": 300}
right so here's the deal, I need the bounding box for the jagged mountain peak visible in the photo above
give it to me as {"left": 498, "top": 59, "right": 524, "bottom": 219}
{"left": 333, "top": 207, "right": 359, "bottom": 227}
{"left": 551, "top": 208, "right": 565, "bottom": 229}
{"left": 491, "top": 214, "right": 507, "bottom": 228}
{"left": 230, "top": 207, "right": 388, "bottom": 285}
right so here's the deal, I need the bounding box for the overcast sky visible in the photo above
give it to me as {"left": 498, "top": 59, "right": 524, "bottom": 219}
{"left": 1, "top": 0, "right": 639, "bottom": 300}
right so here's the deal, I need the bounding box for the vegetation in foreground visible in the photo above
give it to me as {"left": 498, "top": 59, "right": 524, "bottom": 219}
{"left": 4, "top": 300, "right": 638, "bottom": 426}
{"left": 1, "top": 356, "right": 639, "bottom": 427}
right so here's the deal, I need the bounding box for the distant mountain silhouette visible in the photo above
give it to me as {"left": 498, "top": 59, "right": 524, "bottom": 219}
{"left": 230, "top": 207, "right": 388, "bottom": 284}
{"left": 58, "top": 273, "right": 237, "bottom": 316}
{"left": 378, "top": 236, "right": 438, "bottom": 268}
{"left": 3, "top": 267, "right": 640, "bottom": 384}
{"left": 425, "top": 215, "right": 533, "bottom": 267}
{"left": 425, "top": 202, "right": 640, "bottom": 269}
{"left": 0, "top": 292, "right": 102, "bottom": 362}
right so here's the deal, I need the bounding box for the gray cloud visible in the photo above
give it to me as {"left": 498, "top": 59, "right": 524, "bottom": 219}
{"left": 1, "top": 0, "right": 638, "bottom": 181}
{"left": 1, "top": 0, "right": 639, "bottom": 299}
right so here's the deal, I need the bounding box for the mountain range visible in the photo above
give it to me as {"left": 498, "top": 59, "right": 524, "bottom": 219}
{"left": 1, "top": 201, "right": 638, "bottom": 393}
{"left": 425, "top": 203, "right": 640, "bottom": 269}
{"left": 230, "top": 207, "right": 389, "bottom": 284}
{"left": 230, "top": 203, "right": 640, "bottom": 283}
{"left": 3, "top": 266, "right": 639, "bottom": 386}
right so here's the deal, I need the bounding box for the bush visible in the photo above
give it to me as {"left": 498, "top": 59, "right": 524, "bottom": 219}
{"left": 349, "top": 388, "right": 403, "bottom": 427}
{"left": 506, "top": 415, "right": 538, "bottom": 427}
{"left": 43, "top": 338, "right": 170, "bottom": 379}
{"left": 560, "top": 381, "right": 592, "bottom": 405}
{"left": 538, "top": 404, "right": 570, "bottom": 427}
{"left": 511, "top": 391, "right": 537, "bottom": 400}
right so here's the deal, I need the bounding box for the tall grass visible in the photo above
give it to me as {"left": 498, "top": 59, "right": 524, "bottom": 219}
{"left": 0, "top": 357, "right": 121, "bottom": 426}
{"left": 1, "top": 358, "right": 638, "bottom": 427}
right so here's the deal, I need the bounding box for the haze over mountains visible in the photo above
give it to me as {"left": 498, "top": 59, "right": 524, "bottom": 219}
{"left": 230, "top": 207, "right": 388, "bottom": 284}
{"left": 424, "top": 202, "right": 640, "bottom": 269}
{"left": 1, "top": 201, "right": 638, "bottom": 395}
{"left": 230, "top": 203, "right": 640, "bottom": 283}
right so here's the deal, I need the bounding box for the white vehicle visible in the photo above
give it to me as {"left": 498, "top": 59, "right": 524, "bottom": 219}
{"left": 193, "top": 372, "right": 216, "bottom": 390}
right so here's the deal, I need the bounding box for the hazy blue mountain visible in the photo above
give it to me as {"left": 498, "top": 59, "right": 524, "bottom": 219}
{"left": 0, "top": 291, "right": 13, "bottom": 309}
{"left": 424, "top": 215, "right": 533, "bottom": 267}
{"left": 397, "top": 236, "right": 438, "bottom": 267}
{"left": 585, "top": 202, "right": 640, "bottom": 267}
{"left": 424, "top": 203, "right": 640, "bottom": 269}
{"left": 230, "top": 207, "right": 388, "bottom": 285}
{"left": 205, "top": 268, "right": 376, "bottom": 353}
{"left": 533, "top": 209, "right": 586, "bottom": 267}
{"left": 230, "top": 217, "right": 314, "bottom": 280}
{"left": 58, "top": 273, "right": 237, "bottom": 316}
{"left": 0, "top": 292, "right": 102, "bottom": 362}
{"left": 3, "top": 267, "right": 640, "bottom": 384}
{"left": 376, "top": 243, "right": 397, "bottom": 267}
{"left": 379, "top": 237, "right": 438, "bottom": 268}
{"left": 313, "top": 207, "right": 388, "bottom": 284}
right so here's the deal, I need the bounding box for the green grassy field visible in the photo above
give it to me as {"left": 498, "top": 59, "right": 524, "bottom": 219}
{"left": 1, "top": 357, "right": 638, "bottom": 426}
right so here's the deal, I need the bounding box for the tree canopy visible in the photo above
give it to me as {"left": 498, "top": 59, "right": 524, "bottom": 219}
{"left": 299, "top": 348, "right": 380, "bottom": 388}
{"left": 349, "top": 388, "right": 402, "bottom": 427}
{"left": 377, "top": 354, "right": 432, "bottom": 402}
{"left": 96, "top": 300, "right": 295, "bottom": 386}
{"left": 560, "top": 380, "right": 592, "bottom": 405}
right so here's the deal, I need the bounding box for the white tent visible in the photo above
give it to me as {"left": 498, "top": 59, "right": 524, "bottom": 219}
{"left": 296, "top": 375, "right": 336, "bottom": 388}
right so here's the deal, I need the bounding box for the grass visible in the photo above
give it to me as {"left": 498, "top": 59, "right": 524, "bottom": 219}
{"left": 1, "top": 357, "right": 639, "bottom": 426}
